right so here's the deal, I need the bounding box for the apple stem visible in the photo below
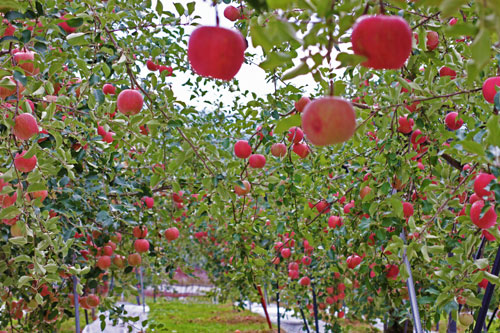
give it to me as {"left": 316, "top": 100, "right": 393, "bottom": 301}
{"left": 329, "top": 80, "right": 334, "bottom": 96}
{"left": 362, "top": 2, "right": 370, "bottom": 15}
{"left": 214, "top": 0, "right": 220, "bottom": 26}
{"left": 379, "top": 0, "right": 385, "bottom": 14}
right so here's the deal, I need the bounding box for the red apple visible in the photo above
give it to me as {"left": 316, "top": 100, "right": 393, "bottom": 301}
{"left": 102, "top": 84, "right": 116, "bottom": 95}
{"left": 351, "top": 15, "right": 412, "bottom": 69}
{"left": 249, "top": 154, "right": 266, "bottom": 168}
{"left": 188, "top": 26, "right": 246, "bottom": 81}
{"left": 295, "top": 96, "right": 311, "bottom": 112}
{"left": 164, "top": 227, "right": 179, "bottom": 241}
{"left": 234, "top": 140, "right": 252, "bottom": 158}
{"left": 410, "top": 129, "right": 426, "bottom": 145}
{"left": 426, "top": 31, "right": 439, "bottom": 50}
{"left": 234, "top": 180, "right": 251, "bottom": 196}
{"left": 281, "top": 248, "right": 291, "bottom": 259}
{"left": 0, "top": 76, "right": 24, "bottom": 99}
{"left": 13, "top": 51, "right": 39, "bottom": 76}
{"left": 302, "top": 256, "right": 312, "bottom": 266}
{"left": 14, "top": 151, "right": 37, "bottom": 173}
{"left": 299, "top": 276, "right": 311, "bottom": 286}
{"left": 287, "top": 127, "right": 303, "bottom": 143}
{"left": 439, "top": 67, "right": 457, "bottom": 79}
{"left": 360, "top": 186, "right": 371, "bottom": 199}
{"left": 386, "top": 264, "right": 399, "bottom": 280}
{"left": 117, "top": 89, "right": 143, "bottom": 116}
{"left": 328, "top": 216, "right": 342, "bottom": 229}
{"left": 97, "top": 256, "right": 111, "bottom": 270}
{"left": 398, "top": 115, "right": 414, "bottom": 134}
{"left": 28, "top": 190, "right": 48, "bottom": 203}
{"left": 346, "top": 254, "right": 362, "bottom": 269}
{"left": 474, "top": 173, "right": 496, "bottom": 198}
{"left": 159, "top": 65, "right": 173, "bottom": 75}
{"left": 134, "top": 239, "right": 149, "bottom": 253}
{"left": 301, "top": 97, "right": 356, "bottom": 146}
{"left": 58, "top": 15, "right": 77, "bottom": 34}
{"left": 402, "top": 202, "right": 414, "bottom": 218}
{"left": 292, "top": 143, "right": 309, "bottom": 158}
{"left": 146, "top": 59, "right": 158, "bottom": 71}
{"left": 224, "top": 6, "right": 240, "bottom": 21}
{"left": 13, "top": 113, "right": 39, "bottom": 140}
{"left": 482, "top": 77, "right": 500, "bottom": 103}
{"left": 445, "top": 112, "right": 463, "bottom": 130}
{"left": 470, "top": 200, "right": 497, "bottom": 229}
{"left": 143, "top": 196, "right": 154, "bottom": 208}
{"left": 133, "top": 226, "right": 148, "bottom": 238}
{"left": 113, "top": 255, "right": 125, "bottom": 268}
{"left": 86, "top": 295, "right": 100, "bottom": 308}
{"left": 271, "top": 143, "right": 287, "bottom": 157}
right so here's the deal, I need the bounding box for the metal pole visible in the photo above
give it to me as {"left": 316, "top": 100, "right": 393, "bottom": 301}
{"left": 298, "top": 303, "right": 310, "bottom": 333}
{"left": 311, "top": 283, "right": 320, "bottom": 333}
{"left": 277, "top": 292, "right": 280, "bottom": 333}
{"left": 73, "top": 276, "right": 80, "bottom": 333}
{"left": 487, "top": 307, "right": 498, "bottom": 331}
{"left": 401, "top": 229, "right": 423, "bottom": 333}
{"left": 140, "top": 267, "right": 145, "bottom": 313}
{"left": 473, "top": 245, "right": 500, "bottom": 333}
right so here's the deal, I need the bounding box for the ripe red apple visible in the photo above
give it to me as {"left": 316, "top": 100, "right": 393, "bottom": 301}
{"left": 410, "top": 129, "right": 426, "bottom": 145}
{"left": 398, "top": 115, "right": 414, "bottom": 134}
{"left": 146, "top": 59, "right": 158, "bottom": 71}
{"left": 351, "top": 15, "right": 412, "bottom": 69}
{"left": 102, "top": 84, "right": 116, "bottom": 95}
{"left": 13, "top": 113, "right": 39, "bottom": 140}
{"left": 295, "top": 96, "right": 310, "bottom": 112}
{"left": 281, "top": 248, "right": 291, "bottom": 259}
{"left": 2, "top": 20, "right": 15, "bottom": 37}
{"left": 426, "top": 31, "right": 439, "bottom": 50}
{"left": 328, "top": 216, "right": 342, "bottom": 229}
{"left": 299, "top": 276, "right": 311, "bottom": 286}
{"left": 302, "top": 256, "right": 312, "bottom": 266}
{"left": 445, "top": 112, "right": 463, "bottom": 130}
{"left": 439, "top": 67, "right": 457, "bottom": 79}
{"left": 113, "top": 255, "right": 125, "bottom": 268}
{"left": 386, "top": 264, "right": 399, "bottom": 280}
{"left": 103, "top": 131, "right": 114, "bottom": 143}
{"left": 58, "top": 15, "right": 77, "bottom": 34}
{"left": 482, "top": 77, "right": 500, "bottom": 103}
{"left": 28, "top": 190, "right": 48, "bottom": 203}
{"left": 117, "top": 89, "right": 143, "bottom": 116}
{"left": 164, "top": 227, "right": 179, "bottom": 241}
{"left": 287, "top": 127, "right": 303, "bottom": 143}
{"left": 159, "top": 65, "right": 173, "bottom": 75}
{"left": 249, "top": 154, "right": 266, "bottom": 168}
{"left": 470, "top": 200, "right": 497, "bottom": 229}
{"left": 86, "top": 295, "right": 100, "bottom": 308}
{"left": 128, "top": 253, "right": 142, "bottom": 266}
{"left": 474, "top": 173, "right": 496, "bottom": 198}
{"left": 13, "top": 51, "right": 39, "bottom": 76}
{"left": 14, "top": 151, "right": 37, "bottom": 172}
{"left": 292, "top": 143, "right": 309, "bottom": 158}
{"left": 346, "top": 254, "right": 362, "bottom": 269}
{"left": 110, "top": 232, "right": 122, "bottom": 243}
{"left": 133, "top": 226, "right": 148, "bottom": 238}
{"left": 97, "top": 256, "right": 111, "bottom": 270}
{"left": 449, "top": 18, "right": 458, "bottom": 25}
{"left": 301, "top": 97, "right": 356, "bottom": 146}
{"left": 234, "top": 140, "right": 252, "bottom": 158}
{"left": 402, "top": 202, "right": 414, "bottom": 218}
{"left": 234, "top": 180, "right": 251, "bottom": 196}
{"left": 224, "top": 5, "right": 240, "bottom": 21}
{"left": 359, "top": 186, "right": 371, "bottom": 199}
{"left": 143, "top": 196, "right": 154, "bottom": 208}
{"left": 187, "top": 26, "right": 246, "bottom": 81}
{"left": 134, "top": 239, "right": 150, "bottom": 253}
{"left": 103, "top": 245, "right": 114, "bottom": 256}
{"left": 271, "top": 143, "right": 287, "bottom": 157}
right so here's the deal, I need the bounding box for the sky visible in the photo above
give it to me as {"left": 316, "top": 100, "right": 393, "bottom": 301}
{"left": 151, "top": 0, "right": 332, "bottom": 110}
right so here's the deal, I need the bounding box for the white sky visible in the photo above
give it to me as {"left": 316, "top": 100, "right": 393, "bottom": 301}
{"left": 151, "top": 0, "right": 334, "bottom": 110}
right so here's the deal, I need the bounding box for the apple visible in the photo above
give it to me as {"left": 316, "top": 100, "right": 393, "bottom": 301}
{"left": 0, "top": 76, "right": 24, "bottom": 99}
{"left": 172, "top": 191, "right": 184, "bottom": 203}
{"left": 13, "top": 113, "right": 39, "bottom": 141}
{"left": 287, "top": 127, "right": 303, "bottom": 143}
{"left": 474, "top": 173, "right": 496, "bottom": 198}
{"left": 292, "top": 143, "right": 309, "bottom": 158}
{"left": 113, "top": 255, "right": 125, "bottom": 268}
{"left": 14, "top": 151, "right": 37, "bottom": 172}
{"left": 386, "top": 264, "right": 399, "bottom": 280}
{"left": 159, "top": 65, "right": 173, "bottom": 75}
{"left": 299, "top": 276, "right": 310, "bottom": 286}
{"left": 102, "top": 84, "right": 116, "bottom": 95}
{"left": 445, "top": 112, "right": 463, "bottom": 130}
{"left": 458, "top": 313, "right": 473, "bottom": 326}
{"left": 449, "top": 18, "right": 458, "bottom": 25}
{"left": 410, "top": 129, "right": 426, "bottom": 145}
{"left": 346, "top": 254, "right": 362, "bottom": 269}
{"left": 302, "top": 256, "right": 312, "bottom": 266}
{"left": 128, "top": 253, "right": 142, "bottom": 266}
{"left": 360, "top": 186, "right": 371, "bottom": 199}
{"left": 103, "top": 245, "right": 114, "bottom": 256}
{"left": 10, "top": 223, "right": 23, "bottom": 237}
{"left": 28, "top": 190, "right": 48, "bottom": 203}
{"left": 328, "top": 216, "right": 342, "bottom": 229}
{"left": 402, "top": 202, "right": 414, "bottom": 218}
{"left": 97, "top": 256, "right": 111, "bottom": 270}
{"left": 146, "top": 59, "right": 158, "bottom": 71}
{"left": 86, "top": 295, "right": 100, "bottom": 308}
{"left": 110, "top": 232, "right": 122, "bottom": 243}
{"left": 13, "top": 51, "right": 39, "bottom": 76}
{"left": 439, "top": 67, "right": 456, "bottom": 79}
{"left": 270, "top": 143, "right": 287, "bottom": 157}
{"left": 295, "top": 96, "right": 310, "bottom": 112}
{"left": 281, "top": 248, "right": 291, "bottom": 259}
{"left": 2, "top": 20, "right": 15, "bottom": 37}
{"left": 58, "top": 15, "right": 77, "bottom": 34}
{"left": 117, "top": 89, "right": 143, "bottom": 116}
{"left": 234, "top": 140, "right": 252, "bottom": 158}
{"left": 482, "top": 77, "right": 500, "bottom": 103}
{"left": 234, "top": 180, "right": 251, "bottom": 196}
{"left": 426, "top": 31, "right": 439, "bottom": 50}
{"left": 398, "top": 115, "right": 414, "bottom": 134}
{"left": 351, "top": 15, "right": 412, "bottom": 69}
{"left": 288, "top": 262, "right": 299, "bottom": 271}
{"left": 143, "top": 196, "right": 154, "bottom": 208}
{"left": 164, "top": 227, "right": 179, "bottom": 241}
{"left": 133, "top": 226, "right": 148, "bottom": 238}
{"left": 248, "top": 154, "right": 266, "bottom": 168}
{"left": 103, "top": 132, "right": 114, "bottom": 143}
{"left": 470, "top": 200, "right": 497, "bottom": 229}
{"left": 224, "top": 5, "right": 240, "bottom": 21}
{"left": 187, "top": 26, "right": 246, "bottom": 81}
{"left": 134, "top": 239, "right": 150, "bottom": 253}
{"left": 301, "top": 97, "right": 356, "bottom": 146}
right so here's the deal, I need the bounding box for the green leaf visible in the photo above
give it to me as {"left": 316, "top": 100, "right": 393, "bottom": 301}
{"left": 274, "top": 114, "right": 301, "bottom": 134}
{"left": 66, "top": 32, "right": 87, "bottom": 46}
{"left": 173, "top": 3, "right": 185, "bottom": 16}
{"left": 27, "top": 183, "right": 46, "bottom": 193}
{"left": 0, "top": 206, "right": 20, "bottom": 219}
{"left": 439, "top": 0, "right": 468, "bottom": 17}
{"left": 260, "top": 52, "right": 293, "bottom": 71}
{"left": 9, "top": 236, "right": 27, "bottom": 246}
{"left": 470, "top": 29, "right": 491, "bottom": 70}
{"left": 461, "top": 140, "right": 485, "bottom": 156}
{"left": 282, "top": 61, "right": 310, "bottom": 81}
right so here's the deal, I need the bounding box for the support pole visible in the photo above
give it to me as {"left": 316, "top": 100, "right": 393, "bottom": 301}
{"left": 401, "top": 229, "right": 423, "bottom": 333}
{"left": 73, "top": 276, "right": 80, "bottom": 333}
{"left": 298, "top": 303, "right": 311, "bottom": 333}
{"left": 311, "top": 283, "right": 320, "bottom": 333}
{"left": 140, "top": 266, "right": 145, "bottom": 313}
{"left": 257, "top": 285, "right": 272, "bottom": 329}
{"left": 473, "top": 245, "right": 500, "bottom": 333}
{"left": 277, "top": 292, "right": 280, "bottom": 333}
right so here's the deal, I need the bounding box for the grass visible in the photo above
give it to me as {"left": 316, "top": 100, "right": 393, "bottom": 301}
{"left": 147, "top": 299, "right": 276, "bottom": 333}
